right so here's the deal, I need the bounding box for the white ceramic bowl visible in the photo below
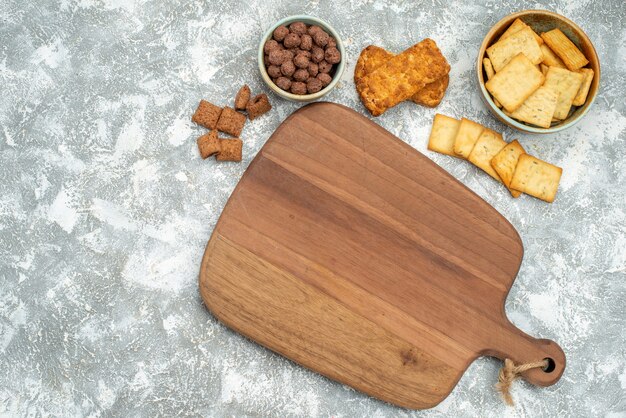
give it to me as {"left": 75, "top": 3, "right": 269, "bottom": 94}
{"left": 258, "top": 15, "right": 346, "bottom": 102}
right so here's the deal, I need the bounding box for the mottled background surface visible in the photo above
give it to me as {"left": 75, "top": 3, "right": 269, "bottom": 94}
{"left": 1, "top": 0, "right": 625, "bottom": 416}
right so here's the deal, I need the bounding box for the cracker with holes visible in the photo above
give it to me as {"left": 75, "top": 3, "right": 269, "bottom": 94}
{"left": 543, "top": 67, "right": 584, "bottom": 120}
{"left": 485, "top": 53, "right": 544, "bottom": 113}
{"left": 510, "top": 154, "right": 562, "bottom": 202}
{"left": 486, "top": 26, "right": 543, "bottom": 72}
{"left": 216, "top": 107, "right": 247, "bottom": 137}
{"left": 490, "top": 140, "right": 526, "bottom": 197}
{"left": 192, "top": 100, "right": 223, "bottom": 130}
{"left": 216, "top": 139, "right": 243, "bottom": 162}
{"left": 508, "top": 86, "right": 559, "bottom": 128}
{"left": 453, "top": 118, "right": 485, "bottom": 159}
{"left": 427, "top": 114, "right": 461, "bottom": 157}
{"left": 540, "top": 28, "right": 588, "bottom": 71}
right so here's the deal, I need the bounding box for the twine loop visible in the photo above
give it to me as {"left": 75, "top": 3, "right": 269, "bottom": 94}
{"left": 496, "top": 358, "right": 549, "bottom": 405}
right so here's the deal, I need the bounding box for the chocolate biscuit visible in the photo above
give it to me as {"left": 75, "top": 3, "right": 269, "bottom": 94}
{"left": 216, "top": 107, "right": 246, "bottom": 137}
{"left": 234, "top": 85, "right": 251, "bottom": 110}
{"left": 192, "top": 100, "right": 222, "bottom": 130}
{"left": 246, "top": 94, "right": 272, "bottom": 120}
{"left": 197, "top": 130, "right": 221, "bottom": 159}
{"left": 216, "top": 139, "right": 242, "bottom": 162}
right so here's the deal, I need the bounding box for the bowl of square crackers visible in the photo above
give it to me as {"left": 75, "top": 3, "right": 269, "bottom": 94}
{"left": 477, "top": 10, "right": 600, "bottom": 133}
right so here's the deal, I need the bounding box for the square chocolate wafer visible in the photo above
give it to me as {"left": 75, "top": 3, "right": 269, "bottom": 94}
{"left": 192, "top": 100, "right": 222, "bottom": 130}
{"left": 216, "top": 139, "right": 243, "bottom": 162}
{"left": 216, "top": 107, "right": 246, "bottom": 137}
{"left": 197, "top": 130, "right": 221, "bottom": 159}
{"left": 246, "top": 94, "right": 272, "bottom": 120}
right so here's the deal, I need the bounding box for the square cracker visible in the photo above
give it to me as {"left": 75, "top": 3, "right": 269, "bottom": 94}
{"left": 508, "top": 86, "right": 559, "bottom": 128}
{"left": 540, "top": 43, "right": 566, "bottom": 68}
{"left": 543, "top": 67, "right": 584, "bottom": 120}
{"left": 483, "top": 57, "right": 495, "bottom": 79}
{"left": 356, "top": 39, "right": 450, "bottom": 116}
{"left": 483, "top": 58, "right": 502, "bottom": 108}
{"left": 490, "top": 140, "right": 526, "bottom": 197}
{"left": 572, "top": 68, "right": 594, "bottom": 106}
{"left": 486, "top": 26, "right": 543, "bottom": 72}
{"left": 541, "top": 28, "right": 588, "bottom": 71}
{"left": 354, "top": 45, "right": 449, "bottom": 108}
{"left": 467, "top": 129, "right": 506, "bottom": 183}
{"left": 499, "top": 18, "right": 544, "bottom": 45}
{"left": 510, "top": 154, "right": 562, "bottom": 203}
{"left": 453, "top": 118, "right": 485, "bottom": 159}
{"left": 427, "top": 114, "right": 461, "bottom": 157}
{"left": 485, "top": 53, "right": 544, "bottom": 113}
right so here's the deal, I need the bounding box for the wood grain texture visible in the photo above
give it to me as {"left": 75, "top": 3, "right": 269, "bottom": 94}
{"left": 199, "top": 102, "right": 565, "bottom": 409}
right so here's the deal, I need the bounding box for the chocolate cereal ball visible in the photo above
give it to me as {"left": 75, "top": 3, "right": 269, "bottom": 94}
{"left": 324, "top": 47, "right": 341, "bottom": 64}
{"left": 313, "top": 30, "right": 329, "bottom": 47}
{"left": 311, "top": 46, "right": 324, "bottom": 63}
{"left": 268, "top": 49, "right": 286, "bottom": 65}
{"left": 318, "top": 60, "right": 332, "bottom": 73}
{"left": 306, "top": 77, "right": 323, "bottom": 94}
{"left": 296, "top": 49, "right": 311, "bottom": 59}
{"left": 294, "top": 54, "right": 310, "bottom": 69}
{"left": 275, "top": 76, "right": 292, "bottom": 91}
{"left": 273, "top": 25, "right": 289, "bottom": 42}
{"left": 265, "top": 22, "right": 340, "bottom": 96}
{"left": 291, "top": 81, "right": 307, "bottom": 95}
{"left": 317, "top": 73, "right": 332, "bottom": 87}
{"left": 264, "top": 39, "right": 280, "bottom": 54}
{"left": 283, "top": 33, "right": 301, "bottom": 48}
{"left": 281, "top": 60, "right": 296, "bottom": 77}
{"left": 289, "top": 21, "right": 308, "bottom": 35}
{"left": 308, "top": 25, "right": 322, "bottom": 36}
{"left": 308, "top": 62, "right": 319, "bottom": 77}
{"left": 293, "top": 68, "right": 309, "bottom": 82}
{"left": 300, "top": 34, "right": 313, "bottom": 51}
{"left": 282, "top": 49, "right": 295, "bottom": 62}
{"left": 267, "top": 65, "right": 282, "bottom": 78}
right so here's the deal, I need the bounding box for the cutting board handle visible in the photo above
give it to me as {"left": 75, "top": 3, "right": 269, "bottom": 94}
{"left": 482, "top": 320, "right": 565, "bottom": 387}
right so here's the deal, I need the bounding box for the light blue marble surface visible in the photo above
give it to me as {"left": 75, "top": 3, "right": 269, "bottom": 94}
{"left": 1, "top": 0, "right": 624, "bottom": 416}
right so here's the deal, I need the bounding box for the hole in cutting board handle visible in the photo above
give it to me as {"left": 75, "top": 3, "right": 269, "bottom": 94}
{"left": 542, "top": 358, "right": 556, "bottom": 373}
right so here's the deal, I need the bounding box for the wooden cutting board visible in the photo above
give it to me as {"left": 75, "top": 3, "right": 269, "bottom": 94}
{"left": 199, "top": 102, "right": 565, "bottom": 409}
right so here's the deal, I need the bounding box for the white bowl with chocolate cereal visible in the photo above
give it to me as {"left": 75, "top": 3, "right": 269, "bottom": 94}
{"left": 258, "top": 15, "right": 346, "bottom": 102}
{"left": 477, "top": 10, "right": 600, "bottom": 134}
